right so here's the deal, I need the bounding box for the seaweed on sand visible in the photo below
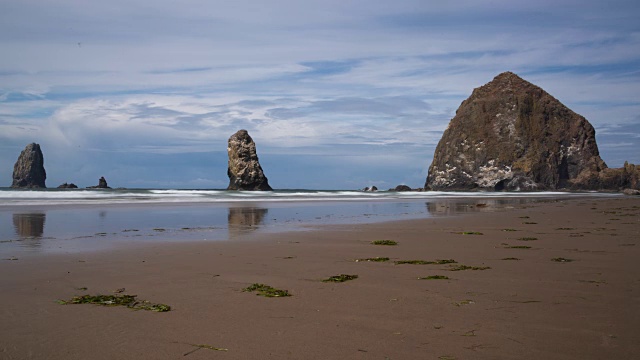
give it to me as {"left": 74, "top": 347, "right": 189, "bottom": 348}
{"left": 448, "top": 264, "right": 491, "bottom": 271}
{"left": 371, "top": 240, "right": 397, "bottom": 246}
{"left": 418, "top": 275, "right": 450, "bottom": 280}
{"left": 57, "top": 294, "right": 171, "bottom": 312}
{"left": 322, "top": 274, "right": 358, "bottom": 283}
{"left": 395, "top": 259, "right": 457, "bottom": 265}
{"left": 243, "top": 283, "right": 291, "bottom": 297}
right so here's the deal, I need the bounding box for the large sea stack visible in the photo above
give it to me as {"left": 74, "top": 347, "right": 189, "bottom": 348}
{"left": 11, "top": 143, "right": 47, "bottom": 188}
{"left": 227, "top": 130, "right": 273, "bottom": 191}
{"left": 425, "top": 72, "right": 609, "bottom": 191}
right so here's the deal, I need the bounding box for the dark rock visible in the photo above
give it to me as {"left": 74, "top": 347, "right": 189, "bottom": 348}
{"left": 588, "top": 161, "right": 639, "bottom": 191}
{"left": 425, "top": 72, "right": 608, "bottom": 191}
{"left": 57, "top": 183, "right": 78, "bottom": 189}
{"left": 87, "top": 177, "right": 111, "bottom": 189}
{"left": 363, "top": 186, "right": 378, "bottom": 192}
{"left": 227, "top": 130, "right": 272, "bottom": 191}
{"left": 11, "top": 143, "right": 47, "bottom": 188}
{"left": 391, "top": 185, "right": 412, "bottom": 192}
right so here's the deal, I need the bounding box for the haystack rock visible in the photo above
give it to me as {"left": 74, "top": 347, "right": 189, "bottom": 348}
{"left": 425, "top": 72, "right": 608, "bottom": 191}
{"left": 11, "top": 143, "right": 47, "bottom": 188}
{"left": 227, "top": 130, "right": 272, "bottom": 191}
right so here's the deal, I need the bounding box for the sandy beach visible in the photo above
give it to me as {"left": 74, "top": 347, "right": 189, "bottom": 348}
{"left": 1, "top": 196, "right": 638, "bottom": 359}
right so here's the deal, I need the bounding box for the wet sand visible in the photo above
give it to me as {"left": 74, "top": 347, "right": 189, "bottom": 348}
{"left": 1, "top": 196, "right": 638, "bottom": 359}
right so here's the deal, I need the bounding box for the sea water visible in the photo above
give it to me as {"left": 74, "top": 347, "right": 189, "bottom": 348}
{"left": 0, "top": 188, "right": 619, "bottom": 255}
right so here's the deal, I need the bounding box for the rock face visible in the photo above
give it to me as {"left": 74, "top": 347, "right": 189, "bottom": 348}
{"left": 57, "top": 183, "right": 78, "bottom": 189}
{"left": 12, "top": 143, "right": 47, "bottom": 188}
{"left": 227, "top": 130, "right": 273, "bottom": 191}
{"left": 425, "top": 72, "right": 608, "bottom": 191}
{"left": 87, "top": 177, "right": 111, "bottom": 189}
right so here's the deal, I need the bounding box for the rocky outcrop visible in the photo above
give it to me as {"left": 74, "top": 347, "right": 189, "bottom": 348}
{"left": 227, "top": 130, "right": 272, "bottom": 191}
{"left": 584, "top": 161, "right": 639, "bottom": 191}
{"left": 87, "top": 177, "right": 111, "bottom": 189}
{"left": 11, "top": 143, "right": 47, "bottom": 188}
{"left": 57, "top": 183, "right": 78, "bottom": 189}
{"left": 391, "top": 185, "right": 413, "bottom": 192}
{"left": 425, "top": 72, "right": 609, "bottom": 191}
{"left": 363, "top": 186, "right": 378, "bottom": 192}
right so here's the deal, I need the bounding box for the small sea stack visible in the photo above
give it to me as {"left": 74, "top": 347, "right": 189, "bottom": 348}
{"left": 87, "top": 177, "right": 111, "bottom": 189}
{"left": 227, "top": 130, "right": 272, "bottom": 191}
{"left": 11, "top": 143, "right": 47, "bottom": 188}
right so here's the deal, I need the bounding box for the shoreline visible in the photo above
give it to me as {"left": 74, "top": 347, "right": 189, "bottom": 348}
{"left": 1, "top": 196, "right": 638, "bottom": 359}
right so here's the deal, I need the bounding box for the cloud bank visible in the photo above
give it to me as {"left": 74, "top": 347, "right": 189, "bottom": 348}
{"left": 1, "top": 0, "right": 639, "bottom": 188}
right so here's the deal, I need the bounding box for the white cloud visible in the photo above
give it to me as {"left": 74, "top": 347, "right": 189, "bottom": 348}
{"left": 0, "top": 0, "right": 639, "bottom": 188}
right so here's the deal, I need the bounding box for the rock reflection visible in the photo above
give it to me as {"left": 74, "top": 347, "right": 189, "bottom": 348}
{"left": 227, "top": 207, "right": 268, "bottom": 239}
{"left": 13, "top": 212, "right": 46, "bottom": 248}
{"left": 426, "top": 198, "right": 539, "bottom": 215}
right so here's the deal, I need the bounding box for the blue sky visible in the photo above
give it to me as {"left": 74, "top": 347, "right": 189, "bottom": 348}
{"left": 1, "top": 0, "right": 639, "bottom": 189}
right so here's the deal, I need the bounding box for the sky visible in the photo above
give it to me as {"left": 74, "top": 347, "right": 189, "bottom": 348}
{"left": 1, "top": 0, "right": 639, "bottom": 190}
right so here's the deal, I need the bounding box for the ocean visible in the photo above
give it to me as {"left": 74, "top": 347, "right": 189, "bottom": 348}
{"left": 0, "top": 188, "right": 619, "bottom": 255}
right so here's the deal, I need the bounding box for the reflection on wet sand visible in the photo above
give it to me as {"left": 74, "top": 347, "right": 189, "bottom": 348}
{"left": 426, "top": 198, "right": 540, "bottom": 215}
{"left": 13, "top": 212, "right": 46, "bottom": 249}
{"left": 228, "top": 207, "right": 268, "bottom": 239}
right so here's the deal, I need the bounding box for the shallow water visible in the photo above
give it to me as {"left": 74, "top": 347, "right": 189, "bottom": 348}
{"left": 0, "top": 189, "right": 619, "bottom": 255}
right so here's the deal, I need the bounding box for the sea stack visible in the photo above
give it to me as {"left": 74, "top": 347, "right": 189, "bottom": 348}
{"left": 11, "top": 143, "right": 47, "bottom": 188}
{"left": 227, "top": 130, "right": 273, "bottom": 191}
{"left": 425, "top": 72, "right": 607, "bottom": 191}
{"left": 87, "top": 177, "right": 111, "bottom": 189}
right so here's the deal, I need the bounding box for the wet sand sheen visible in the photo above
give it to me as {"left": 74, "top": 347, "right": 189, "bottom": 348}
{"left": 0, "top": 197, "right": 638, "bottom": 359}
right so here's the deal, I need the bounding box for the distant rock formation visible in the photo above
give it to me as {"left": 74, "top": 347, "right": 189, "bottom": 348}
{"left": 425, "top": 72, "right": 612, "bottom": 191}
{"left": 589, "top": 161, "right": 639, "bottom": 191}
{"left": 363, "top": 186, "right": 378, "bottom": 192}
{"left": 227, "top": 130, "right": 273, "bottom": 191}
{"left": 11, "top": 143, "right": 47, "bottom": 188}
{"left": 87, "top": 177, "right": 111, "bottom": 189}
{"left": 391, "top": 185, "right": 412, "bottom": 192}
{"left": 57, "top": 183, "right": 78, "bottom": 189}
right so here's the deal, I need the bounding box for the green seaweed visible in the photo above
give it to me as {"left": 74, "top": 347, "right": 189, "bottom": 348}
{"left": 371, "top": 240, "right": 397, "bottom": 246}
{"left": 58, "top": 294, "right": 171, "bottom": 312}
{"left": 188, "top": 343, "right": 228, "bottom": 352}
{"left": 501, "top": 257, "right": 520, "bottom": 260}
{"left": 522, "top": 222, "right": 537, "bottom": 224}
{"left": 556, "top": 227, "right": 575, "bottom": 230}
{"left": 395, "top": 259, "right": 457, "bottom": 265}
{"left": 322, "top": 274, "right": 359, "bottom": 283}
{"left": 355, "top": 257, "right": 390, "bottom": 262}
{"left": 502, "top": 228, "right": 518, "bottom": 232}
{"left": 448, "top": 264, "right": 491, "bottom": 271}
{"left": 579, "top": 279, "right": 606, "bottom": 284}
{"left": 505, "top": 245, "right": 531, "bottom": 249}
{"left": 551, "top": 257, "right": 574, "bottom": 263}
{"left": 243, "top": 283, "right": 291, "bottom": 297}
{"left": 456, "top": 231, "right": 483, "bottom": 235}
{"left": 418, "top": 275, "right": 449, "bottom": 280}
{"left": 452, "top": 299, "right": 474, "bottom": 307}
{"left": 517, "top": 237, "right": 538, "bottom": 241}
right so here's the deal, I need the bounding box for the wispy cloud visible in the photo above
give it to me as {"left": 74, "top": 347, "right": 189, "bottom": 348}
{"left": 0, "top": 0, "right": 639, "bottom": 188}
